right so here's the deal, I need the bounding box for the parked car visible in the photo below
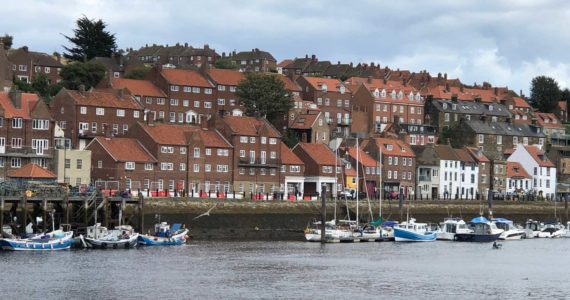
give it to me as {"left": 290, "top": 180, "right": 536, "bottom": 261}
{"left": 338, "top": 189, "right": 368, "bottom": 200}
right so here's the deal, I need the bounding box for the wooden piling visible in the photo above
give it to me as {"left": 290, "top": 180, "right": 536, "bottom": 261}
{"left": 103, "top": 197, "right": 109, "bottom": 228}
{"left": 22, "top": 194, "right": 27, "bottom": 231}
{"left": 83, "top": 198, "right": 88, "bottom": 226}
{"left": 42, "top": 198, "right": 48, "bottom": 232}
{"left": 138, "top": 194, "right": 144, "bottom": 233}
{"left": 121, "top": 199, "right": 126, "bottom": 226}
{"left": 64, "top": 194, "right": 70, "bottom": 225}
{"left": 0, "top": 198, "right": 4, "bottom": 232}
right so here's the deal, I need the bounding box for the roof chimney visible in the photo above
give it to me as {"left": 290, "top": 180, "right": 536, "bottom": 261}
{"left": 22, "top": 46, "right": 29, "bottom": 53}
{"left": 79, "top": 84, "right": 86, "bottom": 95}
{"left": 184, "top": 42, "right": 188, "bottom": 47}
{"left": 9, "top": 89, "right": 22, "bottom": 109}
{"left": 367, "top": 76, "right": 372, "bottom": 84}
{"left": 494, "top": 87, "right": 498, "bottom": 96}
{"left": 444, "top": 73, "right": 447, "bottom": 80}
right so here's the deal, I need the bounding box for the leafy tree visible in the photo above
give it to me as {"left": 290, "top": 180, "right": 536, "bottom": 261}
{"left": 63, "top": 16, "right": 117, "bottom": 62}
{"left": 12, "top": 78, "right": 34, "bottom": 92}
{"left": 282, "top": 129, "right": 300, "bottom": 148}
{"left": 1, "top": 34, "right": 13, "bottom": 49}
{"left": 236, "top": 73, "right": 293, "bottom": 125}
{"left": 31, "top": 74, "right": 51, "bottom": 98}
{"left": 124, "top": 67, "right": 150, "bottom": 80}
{"left": 214, "top": 59, "right": 238, "bottom": 70}
{"left": 529, "top": 76, "right": 561, "bottom": 113}
{"left": 59, "top": 61, "right": 106, "bottom": 90}
{"left": 562, "top": 88, "right": 570, "bottom": 101}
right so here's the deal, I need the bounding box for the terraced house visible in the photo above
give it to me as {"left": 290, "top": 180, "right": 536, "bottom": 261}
{"left": 127, "top": 43, "right": 220, "bottom": 68}
{"left": 227, "top": 48, "right": 276, "bottom": 73}
{"left": 0, "top": 90, "right": 54, "bottom": 179}
{"left": 426, "top": 96, "right": 511, "bottom": 131}
{"left": 203, "top": 68, "right": 245, "bottom": 116}
{"left": 50, "top": 87, "right": 144, "bottom": 150}
{"left": 8, "top": 46, "right": 63, "bottom": 84}
{"left": 102, "top": 76, "right": 167, "bottom": 122}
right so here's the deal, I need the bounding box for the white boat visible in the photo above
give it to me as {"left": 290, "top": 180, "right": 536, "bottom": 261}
{"left": 566, "top": 222, "right": 570, "bottom": 238}
{"left": 537, "top": 223, "right": 566, "bottom": 238}
{"left": 82, "top": 225, "right": 139, "bottom": 249}
{"left": 304, "top": 220, "right": 353, "bottom": 243}
{"left": 523, "top": 219, "right": 543, "bottom": 239}
{"left": 394, "top": 218, "right": 437, "bottom": 242}
{"left": 492, "top": 218, "right": 526, "bottom": 240}
{"left": 437, "top": 218, "right": 470, "bottom": 241}
{"left": 359, "top": 224, "right": 383, "bottom": 242}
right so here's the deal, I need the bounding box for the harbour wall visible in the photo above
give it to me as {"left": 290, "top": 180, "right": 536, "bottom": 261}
{"left": 136, "top": 198, "right": 569, "bottom": 240}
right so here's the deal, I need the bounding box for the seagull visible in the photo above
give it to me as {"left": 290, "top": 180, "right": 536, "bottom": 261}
{"left": 193, "top": 204, "right": 217, "bottom": 220}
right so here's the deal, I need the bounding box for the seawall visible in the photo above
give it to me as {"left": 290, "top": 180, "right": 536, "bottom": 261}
{"left": 137, "top": 198, "right": 569, "bottom": 240}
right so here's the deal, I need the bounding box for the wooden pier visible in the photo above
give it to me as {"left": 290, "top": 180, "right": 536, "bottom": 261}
{"left": 0, "top": 192, "right": 144, "bottom": 235}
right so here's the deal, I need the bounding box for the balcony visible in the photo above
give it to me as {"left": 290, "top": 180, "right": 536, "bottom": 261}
{"left": 0, "top": 147, "right": 54, "bottom": 158}
{"left": 419, "top": 175, "right": 431, "bottom": 182}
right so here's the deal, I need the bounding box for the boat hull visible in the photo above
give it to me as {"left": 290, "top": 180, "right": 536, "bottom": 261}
{"left": 0, "top": 232, "right": 74, "bottom": 251}
{"left": 84, "top": 234, "right": 139, "bottom": 249}
{"left": 394, "top": 227, "right": 437, "bottom": 242}
{"left": 138, "top": 229, "right": 189, "bottom": 246}
{"left": 454, "top": 232, "right": 502, "bottom": 242}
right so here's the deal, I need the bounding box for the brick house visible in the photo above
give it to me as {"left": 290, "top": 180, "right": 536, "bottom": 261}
{"left": 535, "top": 112, "right": 565, "bottom": 138}
{"left": 0, "top": 90, "right": 55, "bottom": 179}
{"left": 50, "top": 87, "right": 145, "bottom": 150}
{"left": 555, "top": 100, "right": 567, "bottom": 123}
{"left": 426, "top": 97, "right": 511, "bottom": 131}
{"left": 146, "top": 66, "right": 216, "bottom": 124}
{"left": 343, "top": 146, "right": 380, "bottom": 198}
{"left": 362, "top": 137, "right": 416, "bottom": 197}
{"left": 227, "top": 48, "right": 277, "bottom": 73}
{"left": 204, "top": 68, "right": 245, "bottom": 116}
{"left": 0, "top": 43, "right": 12, "bottom": 91}
{"left": 280, "top": 142, "right": 305, "bottom": 199}
{"left": 296, "top": 76, "right": 352, "bottom": 137}
{"left": 215, "top": 116, "right": 282, "bottom": 195}
{"left": 465, "top": 147, "right": 491, "bottom": 197}
{"left": 102, "top": 76, "right": 168, "bottom": 122}
{"left": 128, "top": 122, "right": 233, "bottom": 195}
{"left": 292, "top": 142, "right": 340, "bottom": 197}
{"left": 348, "top": 77, "right": 424, "bottom": 135}
{"left": 288, "top": 110, "right": 330, "bottom": 144}
{"left": 86, "top": 137, "right": 157, "bottom": 191}
{"left": 127, "top": 43, "right": 220, "bottom": 68}
{"left": 8, "top": 46, "right": 63, "bottom": 84}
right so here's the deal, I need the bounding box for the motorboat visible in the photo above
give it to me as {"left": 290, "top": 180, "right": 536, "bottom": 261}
{"left": 82, "top": 225, "right": 139, "bottom": 249}
{"left": 0, "top": 229, "right": 74, "bottom": 251}
{"left": 380, "top": 221, "right": 397, "bottom": 241}
{"left": 394, "top": 218, "right": 437, "bottom": 242}
{"left": 523, "top": 219, "right": 543, "bottom": 239}
{"left": 304, "top": 220, "right": 353, "bottom": 243}
{"left": 437, "top": 218, "right": 470, "bottom": 241}
{"left": 138, "top": 223, "right": 189, "bottom": 246}
{"left": 454, "top": 216, "right": 504, "bottom": 242}
{"left": 357, "top": 223, "right": 382, "bottom": 242}
{"left": 537, "top": 222, "right": 566, "bottom": 238}
{"left": 492, "top": 218, "right": 526, "bottom": 240}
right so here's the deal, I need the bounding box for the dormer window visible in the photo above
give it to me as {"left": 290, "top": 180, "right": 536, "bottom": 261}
{"left": 386, "top": 144, "right": 393, "bottom": 151}
{"left": 415, "top": 93, "right": 421, "bottom": 101}
{"left": 373, "top": 89, "right": 380, "bottom": 98}
{"left": 452, "top": 104, "right": 457, "bottom": 110}
{"left": 443, "top": 103, "right": 448, "bottom": 109}
{"left": 381, "top": 89, "right": 387, "bottom": 98}
{"left": 391, "top": 90, "right": 397, "bottom": 99}
{"left": 321, "top": 84, "right": 328, "bottom": 92}
{"left": 397, "top": 91, "right": 403, "bottom": 99}
{"left": 489, "top": 105, "right": 493, "bottom": 111}
{"left": 339, "top": 86, "right": 345, "bottom": 94}
{"left": 408, "top": 93, "right": 413, "bottom": 100}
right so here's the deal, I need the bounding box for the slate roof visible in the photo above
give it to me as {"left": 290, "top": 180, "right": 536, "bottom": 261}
{"left": 430, "top": 99, "right": 511, "bottom": 117}
{"left": 434, "top": 144, "right": 460, "bottom": 161}
{"left": 464, "top": 120, "right": 546, "bottom": 138}
{"left": 411, "top": 145, "right": 439, "bottom": 166}
{"left": 230, "top": 49, "right": 276, "bottom": 62}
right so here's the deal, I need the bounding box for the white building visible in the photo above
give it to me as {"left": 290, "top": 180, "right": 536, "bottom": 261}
{"left": 507, "top": 144, "right": 556, "bottom": 197}
{"left": 455, "top": 148, "right": 479, "bottom": 199}
{"left": 435, "top": 145, "right": 462, "bottom": 199}
{"left": 506, "top": 161, "right": 531, "bottom": 194}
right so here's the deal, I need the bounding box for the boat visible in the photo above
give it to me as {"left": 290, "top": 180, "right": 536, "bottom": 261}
{"left": 537, "top": 222, "right": 566, "bottom": 238}
{"left": 523, "top": 219, "right": 543, "bottom": 239}
{"left": 454, "top": 216, "right": 504, "bottom": 242}
{"left": 304, "top": 219, "right": 354, "bottom": 243}
{"left": 492, "top": 218, "right": 526, "bottom": 240}
{"left": 380, "top": 221, "right": 397, "bottom": 241}
{"left": 138, "top": 223, "right": 189, "bottom": 246}
{"left": 393, "top": 218, "right": 437, "bottom": 242}
{"left": 437, "top": 218, "right": 470, "bottom": 241}
{"left": 82, "top": 225, "right": 139, "bottom": 249}
{"left": 0, "top": 229, "right": 74, "bottom": 251}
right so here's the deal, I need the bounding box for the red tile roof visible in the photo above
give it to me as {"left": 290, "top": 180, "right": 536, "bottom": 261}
{"left": 296, "top": 143, "right": 338, "bottom": 165}
{"left": 281, "top": 142, "right": 303, "bottom": 165}
{"left": 93, "top": 137, "right": 156, "bottom": 162}
{"left": 303, "top": 76, "right": 347, "bottom": 93}
{"left": 454, "top": 148, "right": 475, "bottom": 163}
{"left": 277, "top": 59, "right": 293, "bottom": 68}
{"left": 279, "top": 75, "right": 302, "bottom": 92}
{"left": 7, "top": 163, "right": 56, "bottom": 179}
{"left": 466, "top": 147, "right": 490, "bottom": 163}
{"left": 290, "top": 113, "right": 319, "bottom": 129}
{"left": 506, "top": 162, "right": 531, "bottom": 179}
{"left": 206, "top": 69, "right": 245, "bottom": 86}
{"left": 139, "top": 123, "right": 231, "bottom": 148}
{"left": 0, "top": 92, "right": 40, "bottom": 119}
{"left": 161, "top": 68, "right": 213, "bottom": 87}
{"left": 111, "top": 78, "right": 166, "bottom": 98}
{"left": 66, "top": 88, "right": 143, "bottom": 109}
{"left": 535, "top": 112, "right": 564, "bottom": 129}
{"left": 514, "top": 97, "right": 530, "bottom": 108}
{"left": 223, "top": 116, "right": 281, "bottom": 137}
{"left": 524, "top": 145, "right": 554, "bottom": 167}
{"left": 346, "top": 146, "right": 378, "bottom": 167}
{"left": 370, "top": 137, "right": 415, "bottom": 157}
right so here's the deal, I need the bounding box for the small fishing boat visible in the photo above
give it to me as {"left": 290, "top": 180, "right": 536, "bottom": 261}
{"left": 523, "top": 219, "right": 543, "bottom": 239}
{"left": 537, "top": 222, "right": 566, "bottom": 238}
{"left": 0, "top": 229, "right": 74, "bottom": 251}
{"left": 437, "top": 218, "right": 470, "bottom": 241}
{"left": 82, "top": 225, "right": 139, "bottom": 249}
{"left": 394, "top": 218, "right": 437, "bottom": 242}
{"left": 492, "top": 218, "right": 526, "bottom": 240}
{"left": 454, "top": 216, "right": 503, "bottom": 242}
{"left": 138, "top": 223, "right": 189, "bottom": 246}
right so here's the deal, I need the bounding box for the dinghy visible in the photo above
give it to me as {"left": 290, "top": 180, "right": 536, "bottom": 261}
{"left": 138, "top": 223, "right": 189, "bottom": 246}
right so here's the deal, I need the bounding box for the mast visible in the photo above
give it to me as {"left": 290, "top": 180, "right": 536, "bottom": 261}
{"left": 334, "top": 146, "right": 338, "bottom": 222}
{"left": 379, "top": 146, "right": 382, "bottom": 221}
{"left": 356, "top": 137, "right": 359, "bottom": 227}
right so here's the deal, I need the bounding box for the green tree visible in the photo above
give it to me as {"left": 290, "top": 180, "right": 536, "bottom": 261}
{"left": 214, "top": 59, "right": 238, "bottom": 70}
{"left": 529, "top": 76, "right": 561, "bottom": 113}
{"left": 124, "top": 67, "right": 150, "bottom": 80}
{"left": 12, "top": 78, "right": 34, "bottom": 92}
{"left": 59, "top": 61, "right": 106, "bottom": 90}
{"left": 63, "top": 16, "right": 117, "bottom": 62}
{"left": 562, "top": 88, "right": 570, "bottom": 101}
{"left": 282, "top": 129, "right": 300, "bottom": 148}
{"left": 1, "top": 34, "right": 13, "bottom": 49}
{"left": 31, "top": 74, "right": 50, "bottom": 98}
{"left": 236, "top": 73, "right": 293, "bottom": 125}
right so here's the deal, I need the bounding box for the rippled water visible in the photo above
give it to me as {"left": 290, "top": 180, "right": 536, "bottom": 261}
{"left": 0, "top": 239, "right": 568, "bottom": 299}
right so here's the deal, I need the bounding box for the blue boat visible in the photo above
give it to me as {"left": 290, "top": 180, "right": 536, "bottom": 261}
{"left": 138, "top": 223, "right": 189, "bottom": 246}
{"left": 454, "top": 216, "right": 504, "bottom": 242}
{"left": 394, "top": 218, "right": 437, "bottom": 242}
{"left": 0, "top": 230, "right": 74, "bottom": 251}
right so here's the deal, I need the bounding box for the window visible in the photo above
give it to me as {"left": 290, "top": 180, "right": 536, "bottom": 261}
{"left": 388, "top": 170, "right": 392, "bottom": 179}
{"left": 269, "top": 138, "right": 277, "bottom": 145}
{"left": 394, "top": 157, "right": 398, "bottom": 165}
{"left": 123, "top": 124, "right": 128, "bottom": 134}
{"left": 32, "top": 119, "right": 49, "bottom": 130}
{"left": 394, "top": 171, "right": 398, "bottom": 179}
{"left": 192, "top": 87, "right": 201, "bottom": 93}
{"left": 217, "top": 99, "right": 225, "bottom": 105}
{"left": 183, "top": 100, "right": 189, "bottom": 107}
{"left": 160, "top": 163, "right": 174, "bottom": 171}
{"left": 169, "top": 112, "right": 176, "bottom": 123}
{"left": 204, "top": 102, "right": 212, "bottom": 109}
{"left": 75, "top": 159, "right": 83, "bottom": 169}
{"left": 157, "top": 98, "right": 166, "bottom": 105}
{"left": 250, "top": 137, "right": 256, "bottom": 143}
{"left": 95, "top": 108, "right": 105, "bottom": 116}
{"left": 12, "top": 118, "right": 23, "bottom": 128}
{"left": 19, "top": 65, "right": 27, "bottom": 71}
{"left": 205, "top": 164, "right": 211, "bottom": 172}
{"left": 240, "top": 150, "right": 246, "bottom": 158}
{"left": 125, "top": 162, "right": 135, "bottom": 170}
{"left": 145, "top": 163, "right": 153, "bottom": 170}
{"left": 478, "top": 134, "right": 484, "bottom": 144}
{"left": 116, "top": 109, "right": 125, "bottom": 117}
{"left": 270, "top": 151, "right": 276, "bottom": 159}
{"left": 240, "top": 136, "right": 248, "bottom": 143}
{"left": 65, "top": 159, "right": 71, "bottom": 169}
{"left": 170, "top": 85, "right": 179, "bottom": 92}
{"left": 134, "top": 111, "right": 140, "bottom": 118}
{"left": 205, "top": 88, "right": 212, "bottom": 94}
{"left": 261, "top": 137, "right": 267, "bottom": 144}
{"left": 217, "top": 165, "right": 229, "bottom": 172}
{"left": 180, "top": 163, "right": 186, "bottom": 171}
{"left": 11, "top": 138, "right": 22, "bottom": 148}
{"left": 194, "top": 101, "right": 200, "bottom": 108}
{"left": 112, "top": 124, "right": 118, "bottom": 135}
{"left": 193, "top": 164, "right": 200, "bottom": 172}
{"left": 170, "top": 99, "right": 179, "bottom": 106}
{"left": 444, "top": 113, "right": 450, "bottom": 122}
{"left": 183, "top": 87, "right": 191, "bottom": 93}
{"left": 230, "top": 86, "right": 236, "bottom": 92}
{"left": 218, "top": 85, "right": 226, "bottom": 91}
{"left": 11, "top": 158, "right": 21, "bottom": 168}
{"left": 180, "top": 147, "right": 187, "bottom": 155}
{"left": 497, "top": 135, "right": 502, "bottom": 145}
{"left": 290, "top": 166, "right": 301, "bottom": 173}
{"left": 97, "top": 160, "right": 102, "bottom": 168}
{"left": 194, "top": 147, "right": 200, "bottom": 158}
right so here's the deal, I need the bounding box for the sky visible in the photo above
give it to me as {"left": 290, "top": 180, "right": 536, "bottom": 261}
{"left": 2, "top": 0, "right": 570, "bottom": 94}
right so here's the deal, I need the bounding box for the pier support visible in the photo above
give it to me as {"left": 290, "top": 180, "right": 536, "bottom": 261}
{"left": 64, "top": 194, "right": 70, "bottom": 225}
{"left": 42, "top": 198, "right": 48, "bottom": 232}
{"left": 138, "top": 194, "right": 144, "bottom": 233}
{"left": 84, "top": 198, "right": 88, "bottom": 226}
{"left": 103, "top": 197, "right": 109, "bottom": 228}
{"left": 121, "top": 199, "right": 126, "bottom": 226}
{"left": 21, "top": 194, "right": 28, "bottom": 232}
{"left": 0, "top": 198, "right": 4, "bottom": 233}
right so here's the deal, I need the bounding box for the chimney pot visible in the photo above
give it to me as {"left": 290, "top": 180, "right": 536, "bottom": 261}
{"left": 184, "top": 42, "right": 188, "bottom": 47}
{"left": 79, "top": 84, "right": 86, "bottom": 94}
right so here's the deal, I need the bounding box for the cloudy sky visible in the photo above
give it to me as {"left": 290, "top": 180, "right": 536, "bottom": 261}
{"left": 2, "top": 0, "right": 569, "bottom": 94}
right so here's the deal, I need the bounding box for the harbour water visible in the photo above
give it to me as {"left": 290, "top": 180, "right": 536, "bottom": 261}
{"left": 1, "top": 239, "right": 568, "bottom": 299}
